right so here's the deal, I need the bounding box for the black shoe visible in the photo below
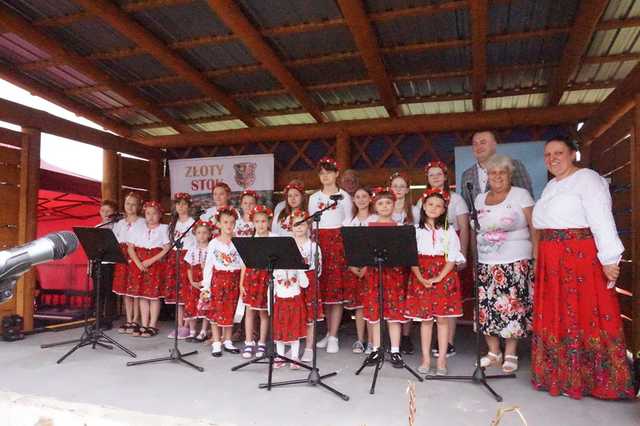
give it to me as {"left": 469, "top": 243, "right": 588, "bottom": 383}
{"left": 223, "top": 345, "right": 240, "bottom": 354}
{"left": 390, "top": 352, "right": 405, "bottom": 368}
{"left": 433, "top": 343, "right": 457, "bottom": 358}
{"left": 364, "top": 350, "right": 381, "bottom": 366}
{"left": 400, "top": 336, "right": 415, "bottom": 355}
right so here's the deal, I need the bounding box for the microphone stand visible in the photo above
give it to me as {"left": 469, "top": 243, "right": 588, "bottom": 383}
{"left": 424, "top": 183, "right": 515, "bottom": 401}
{"left": 127, "top": 214, "right": 204, "bottom": 372}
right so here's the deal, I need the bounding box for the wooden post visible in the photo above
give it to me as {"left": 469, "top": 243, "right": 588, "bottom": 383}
{"left": 16, "top": 128, "right": 40, "bottom": 331}
{"left": 336, "top": 131, "right": 351, "bottom": 173}
{"left": 149, "top": 157, "right": 161, "bottom": 201}
{"left": 632, "top": 95, "right": 640, "bottom": 359}
{"left": 102, "top": 149, "right": 119, "bottom": 204}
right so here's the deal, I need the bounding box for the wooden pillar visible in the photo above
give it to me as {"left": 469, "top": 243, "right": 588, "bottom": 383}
{"left": 17, "top": 128, "right": 40, "bottom": 331}
{"left": 102, "top": 149, "right": 119, "bottom": 203}
{"left": 336, "top": 131, "right": 351, "bottom": 173}
{"left": 632, "top": 95, "right": 640, "bottom": 359}
{"left": 149, "top": 157, "right": 161, "bottom": 201}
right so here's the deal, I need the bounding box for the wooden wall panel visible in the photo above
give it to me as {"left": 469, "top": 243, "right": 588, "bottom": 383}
{"left": 120, "top": 156, "right": 151, "bottom": 191}
{"left": 0, "top": 143, "right": 20, "bottom": 321}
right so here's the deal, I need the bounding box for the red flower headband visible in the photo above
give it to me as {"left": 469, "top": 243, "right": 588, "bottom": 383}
{"left": 193, "top": 219, "right": 214, "bottom": 231}
{"left": 213, "top": 182, "right": 231, "bottom": 194}
{"left": 421, "top": 188, "right": 451, "bottom": 205}
{"left": 240, "top": 189, "right": 258, "bottom": 201}
{"left": 249, "top": 205, "right": 273, "bottom": 220}
{"left": 371, "top": 186, "right": 396, "bottom": 202}
{"left": 143, "top": 200, "right": 163, "bottom": 213}
{"left": 215, "top": 206, "right": 239, "bottom": 221}
{"left": 173, "top": 192, "right": 192, "bottom": 202}
{"left": 389, "top": 171, "right": 410, "bottom": 185}
{"left": 284, "top": 182, "right": 305, "bottom": 195}
{"left": 424, "top": 161, "right": 448, "bottom": 175}
{"left": 289, "top": 208, "right": 310, "bottom": 222}
{"left": 318, "top": 156, "right": 338, "bottom": 170}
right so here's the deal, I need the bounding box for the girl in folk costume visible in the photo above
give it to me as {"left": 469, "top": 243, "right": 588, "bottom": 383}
{"left": 343, "top": 187, "right": 375, "bottom": 354}
{"left": 235, "top": 189, "right": 258, "bottom": 238}
{"left": 272, "top": 268, "right": 310, "bottom": 369}
{"left": 406, "top": 189, "right": 464, "bottom": 376}
{"left": 290, "top": 208, "right": 323, "bottom": 363}
{"left": 309, "top": 157, "right": 353, "bottom": 353}
{"left": 364, "top": 188, "right": 409, "bottom": 368}
{"left": 165, "top": 193, "right": 196, "bottom": 340}
{"left": 127, "top": 201, "right": 171, "bottom": 337}
{"left": 200, "top": 182, "right": 232, "bottom": 238}
{"left": 200, "top": 207, "right": 243, "bottom": 357}
{"left": 272, "top": 181, "right": 306, "bottom": 236}
{"left": 239, "top": 205, "right": 275, "bottom": 359}
{"left": 183, "top": 220, "right": 213, "bottom": 341}
{"left": 420, "top": 161, "right": 470, "bottom": 358}
{"left": 389, "top": 172, "right": 417, "bottom": 355}
{"left": 114, "top": 192, "right": 145, "bottom": 334}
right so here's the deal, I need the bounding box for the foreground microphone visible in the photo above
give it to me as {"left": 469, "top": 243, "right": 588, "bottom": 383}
{"left": 0, "top": 231, "right": 79, "bottom": 303}
{"left": 466, "top": 182, "right": 474, "bottom": 192}
{"left": 190, "top": 206, "right": 206, "bottom": 219}
{"left": 329, "top": 194, "right": 343, "bottom": 202}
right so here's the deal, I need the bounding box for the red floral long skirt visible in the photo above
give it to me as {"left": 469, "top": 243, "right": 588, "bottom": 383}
{"left": 273, "top": 294, "right": 307, "bottom": 343}
{"left": 183, "top": 264, "right": 203, "bottom": 319}
{"left": 363, "top": 266, "right": 408, "bottom": 323}
{"left": 344, "top": 268, "right": 366, "bottom": 310}
{"left": 531, "top": 229, "right": 634, "bottom": 400}
{"left": 201, "top": 269, "right": 240, "bottom": 327}
{"left": 243, "top": 268, "right": 269, "bottom": 310}
{"left": 405, "top": 255, "right": 463, "bottom": 320}
{"left": 317, "top": 228, "right": 350, "bottom": 304}
{"left": 112, "top": 243, "right": 130, "bottom": 296}
{"left": 128, "top": 247, "right": 166, "bottom": 300}
{"left": 302, "top": 270, "right": 324, "bottom": 324}
{"left": 164, "top": 249, "right": 189, "bottom": 304}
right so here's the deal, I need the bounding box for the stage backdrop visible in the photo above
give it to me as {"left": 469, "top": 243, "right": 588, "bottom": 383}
{"left": 169, "top": 154, "right": 275, "bottom": 209}
{"left": 454, "top": 141, "right": 548, "bottom": 200}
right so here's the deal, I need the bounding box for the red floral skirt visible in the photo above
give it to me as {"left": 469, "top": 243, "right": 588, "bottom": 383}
{"left": 164, "top": 249, "right": 189, "bottom": 304}
{"left": 112, "top": 243, "right": 130, "bottom": 296}
{"left": 273, "top": 294, "right": 307, "bottom": 343}
{"left": 344, "top": 268, "right": 367, "bottom": 310}
{"left": 243, "top": 268, "right": 269, "bottom": 310}
{"left": 302, "top": 270, "right": 324, "bottom": 323}
{"left": 405, "top": 255, "right": 463, "bottom": 320}
{"left": 201, "top": 269, "right": 240, "bottom": 327}
{"left": 184, "top": 264, "right": 203, "bottom": 319}
{"left": 531, "top": 229, "right": 634, "bottom": 400}
{"left": 317, "top": 228, "right": 349, "bottom": 304}
{"left": 128, "top": 247, "right": 166, "bottom": 300}
{"left": 363, "top": 266, "right": 408, "bottom": 323}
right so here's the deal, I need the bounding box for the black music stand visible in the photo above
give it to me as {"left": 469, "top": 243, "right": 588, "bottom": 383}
{"left": 230, "top": 236, "right": 349, "bottom": 401}
{"left": 41, "top": 227, "right": 136, "bottom": 364}
{"left": 342, "top": 225, "right": 424, "bottom": 394}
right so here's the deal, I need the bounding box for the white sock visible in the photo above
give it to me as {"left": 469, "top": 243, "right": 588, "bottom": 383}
{"left": 391, "top": 346, "right": 400, "bottom": 354}
{"left": 245, "top": 340, "right": 255, "bottom": 346}
{"left": 211, "top": 341, "right": 221, "bottom": 351}
{"left": 290, "top": 341, "right": 300, "bottom": 360}
{"left": 276, "top": 341, "right": 285, "bottom": 356}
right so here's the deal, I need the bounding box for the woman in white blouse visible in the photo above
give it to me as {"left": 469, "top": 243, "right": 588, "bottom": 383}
{"left": 475, "top": 154, "right": 536, "bottom": 374}
{"left": 531, "top": 137, "right": 633, "bottom": 400}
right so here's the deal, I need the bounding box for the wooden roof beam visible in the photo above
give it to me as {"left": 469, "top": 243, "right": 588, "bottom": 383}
{"left": 469, "top": 0, "right": 488, "bottom": 111}
{"left": 596, "top": 17, "right": 640, "bottom": 31}
{"left": 137, "top": 104, "right": 597, "bottom": 147}
{"left": 337, "top": 0, "right": 399, "bottom": 117}
{"left": 547, "top": 0, "right": 609, "bottom": 105}
{"left": 73, "top": 0, "right": 257, "bottom": 127}
{"left": 582, "top": 52, "right": 640, "bottom": 64}
{"left": 0, "top": 4, "right": 190, "bottom": 133}
{"left": 207, "top": 0, "right": 326, "bottom": 123}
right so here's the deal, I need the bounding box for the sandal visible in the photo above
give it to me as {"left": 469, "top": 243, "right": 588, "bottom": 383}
{"left": 479, "top": 352, "right": 503, "bottom": 368}
{"left": 125, "top": 322, "right": 140, "bottom": 334}
{"left": 117, "top": 322, "right": 132, "bottom": 334}
{"left": 140, "top": 327, "right": 159, "bottom": 338}
{"left": 255, "top": 344, "right": 266, "bottom": 358}
{"left": 502, "top": 355, "right": 518, "bottom": 373}
{"left": 242, "top": 345, "right": 254, "bottom": 359}
{"left": 131, "top": 325, "right": 144, "bottom": 337}
{"left": 194, "top": 329, "right": 208, "bottom": 342}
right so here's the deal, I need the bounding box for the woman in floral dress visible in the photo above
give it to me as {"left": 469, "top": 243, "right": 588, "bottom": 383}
{"left": 474, "top": 154, "right": 536, "bottom": 373}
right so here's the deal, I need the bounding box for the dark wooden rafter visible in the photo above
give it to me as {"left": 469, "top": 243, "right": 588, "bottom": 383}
{"left": 337, "top": 0, "right": 399, "bottom": 117}
{"left": 469, "top": 0, "right": 488, "bottom": 111}
{"left": 207, "top": 0, "right": 325, "bottom": 123}
{"left": 0, "top": 4, "right": 191, "bottom": 133}
{"left": 72, "top": 0, "right": 257, "bottom": 127}
{"left": 547, "top": 0, "right": 609, "bottom": 105}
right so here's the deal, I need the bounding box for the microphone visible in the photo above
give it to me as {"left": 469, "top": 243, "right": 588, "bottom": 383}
{"left": 0, "top": 231, "right": 79, "bottom": 303}
{"left": 108, "top": 211, "right": 124, "bottom": 221}
{"left": 190, "top": 206, "right": 206, "bottom": 219}
{"left": 329, "top": 194, "right": 343, "bottom": 202}
{"left": 466, "top": 182, "right": 474, "bottom": 192}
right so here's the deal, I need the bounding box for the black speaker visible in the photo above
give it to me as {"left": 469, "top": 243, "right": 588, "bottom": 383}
{"left": 2, "top": 314, "right": 24, "bottom": 341}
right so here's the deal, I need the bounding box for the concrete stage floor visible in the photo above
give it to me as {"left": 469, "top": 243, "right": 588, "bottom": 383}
{"left": 1, "top": 323, "right": 637, "bottom": 426}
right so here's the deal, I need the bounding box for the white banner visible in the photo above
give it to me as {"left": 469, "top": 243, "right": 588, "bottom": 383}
{"left": 169, "top": 154, "right": 274, "bottom": 209}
